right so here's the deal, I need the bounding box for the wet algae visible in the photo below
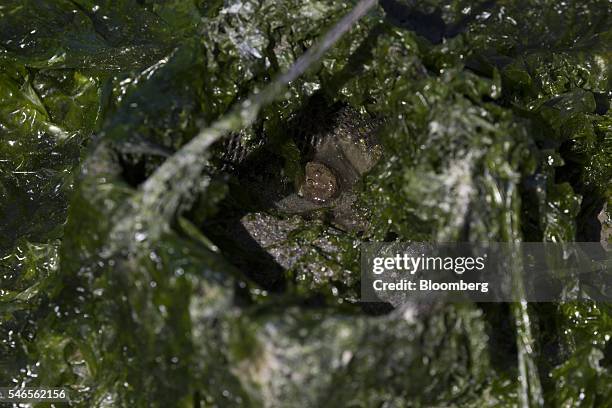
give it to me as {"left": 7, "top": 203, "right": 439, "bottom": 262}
{"left": 0, "top": 0, "right": 611, "bottom": 407}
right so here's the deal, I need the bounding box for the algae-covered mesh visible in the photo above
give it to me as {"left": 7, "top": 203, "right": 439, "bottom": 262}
{"left": 0, "top": 0, "right": 611, "bottom": 407}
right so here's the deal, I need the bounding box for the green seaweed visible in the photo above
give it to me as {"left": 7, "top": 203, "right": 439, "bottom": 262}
{"left": 1, "top": 0, "right": 611, "bottom": 406}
